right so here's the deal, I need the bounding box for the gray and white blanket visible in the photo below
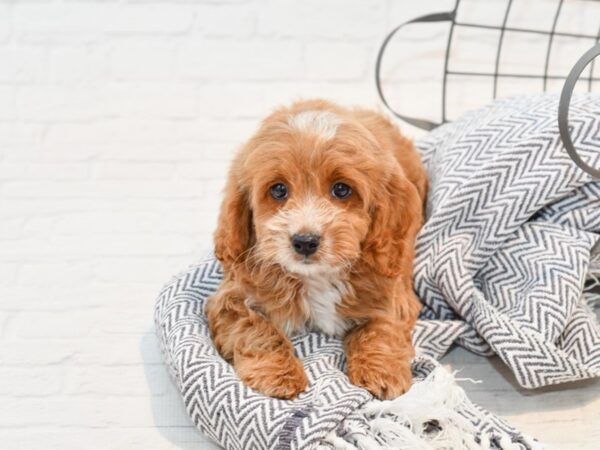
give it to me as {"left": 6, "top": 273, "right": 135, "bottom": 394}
{"left": 155, "top": 94, "right": 600, "bottom": 449}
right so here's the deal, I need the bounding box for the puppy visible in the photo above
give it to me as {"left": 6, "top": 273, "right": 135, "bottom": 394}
{"left": 206, "top": 99, "right": 427, "bottom": 400}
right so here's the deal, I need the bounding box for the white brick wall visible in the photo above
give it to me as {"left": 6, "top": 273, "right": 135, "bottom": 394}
{"left": 0, "top": 1, "right": 597, "bottom": 449}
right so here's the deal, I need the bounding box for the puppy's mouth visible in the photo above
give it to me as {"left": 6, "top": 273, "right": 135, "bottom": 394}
{"left": 301, "top": 256, "right": 314, "bottom": 264}
{"left": 291, "top": 253, "right": 318, "bottom": 266}
{"left": 283, "top": 250, "right": 344, "bottom": 277}
{"left": 270, "top": 234, "right": 338, "bottom": 275}
{"left": 286, "top": 261, "right": 323, "bottom": 277}
{"left": 282, "top": 251, "right": 324, "bottom": 275}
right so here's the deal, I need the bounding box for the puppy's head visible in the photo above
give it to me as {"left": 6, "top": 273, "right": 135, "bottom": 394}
{"left": 215, "top": 100, "right": 413, "bottom": 278}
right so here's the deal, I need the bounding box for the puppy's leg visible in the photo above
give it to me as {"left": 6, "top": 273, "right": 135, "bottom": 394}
{"left": 206, "top": 285, "right": 308, "bottom": 399}
{"left": 345, "top": 317, "right": 414, "bottom": 399}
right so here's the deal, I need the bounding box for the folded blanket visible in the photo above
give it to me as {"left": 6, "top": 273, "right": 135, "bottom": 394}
{"left": 155, "top": 257, "right": 534, "bottom": 450}
{"left": 155, "top": 94, "right": 600, "bottom": 449}
{"left": 414, "top": 93, "right": 600, "bottom": 388}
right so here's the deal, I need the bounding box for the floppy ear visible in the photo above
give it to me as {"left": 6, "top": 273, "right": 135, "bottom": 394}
{"left": 362, "top": 170, "right": 422, "bottom": 278}
{"left": 214, "top": 173, "right": 253, "bottom": 269}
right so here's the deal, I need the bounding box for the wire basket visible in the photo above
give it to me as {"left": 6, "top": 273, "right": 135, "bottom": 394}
{"left": 376, "top": 0, "right": 600, "bottom": 131}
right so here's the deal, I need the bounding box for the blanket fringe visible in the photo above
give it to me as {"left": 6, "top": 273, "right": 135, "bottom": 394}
{"left": 322, "top": 364, "right": 542, "bottom": 450}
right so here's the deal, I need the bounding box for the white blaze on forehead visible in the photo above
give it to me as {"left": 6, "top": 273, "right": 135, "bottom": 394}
{"left": 287, "top": 110, "right": 341, "bottom": 140}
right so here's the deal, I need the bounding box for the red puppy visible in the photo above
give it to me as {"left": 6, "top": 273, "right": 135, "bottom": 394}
{"left": 206, "top": 100, "right": 426, "bottom": 400}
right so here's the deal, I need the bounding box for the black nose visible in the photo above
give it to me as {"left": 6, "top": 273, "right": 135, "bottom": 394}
{"left": 291, "top": 233, "right": 320, "bottom": 256}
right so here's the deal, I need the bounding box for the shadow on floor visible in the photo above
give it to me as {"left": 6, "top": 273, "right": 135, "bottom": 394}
{"left": 443, "top": 346, "right": 600, "bottom": 415}
{"left": 486, "top": 305, "right": 600, "bottom": 409}
{"left": 488, "top": 355, "right": 600, "bottom": 399}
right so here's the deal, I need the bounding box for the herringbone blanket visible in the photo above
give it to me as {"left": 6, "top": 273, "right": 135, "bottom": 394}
{"left": 155, "top": 94, "right": 600, "bottom": 449}
{"left": 414, "top": 94, "right": 600, "bottom": 388}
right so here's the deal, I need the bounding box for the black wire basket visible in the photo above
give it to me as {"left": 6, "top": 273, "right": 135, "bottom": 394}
{"left": 376, "top": 0, "right": 600, "bottom": 178}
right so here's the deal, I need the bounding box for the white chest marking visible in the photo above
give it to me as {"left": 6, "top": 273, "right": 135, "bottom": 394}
{"left": 299, "top": 273, "right": 352, "bottom": 337}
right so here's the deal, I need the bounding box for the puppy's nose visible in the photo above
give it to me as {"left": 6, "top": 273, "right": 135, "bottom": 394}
{"left": 291, "top": 233, "right": 320, "bottom": 256}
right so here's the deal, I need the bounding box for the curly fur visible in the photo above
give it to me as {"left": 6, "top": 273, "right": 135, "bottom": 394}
{"left": 206, "top": 99, "right": 427, "bottom": 400}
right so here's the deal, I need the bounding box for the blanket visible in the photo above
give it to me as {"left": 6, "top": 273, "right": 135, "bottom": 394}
{"left": 155, "top": 94, "right": 600, "bottom": 449}
{"left": 414, "top": 94, "right": 600, "bottom": 388}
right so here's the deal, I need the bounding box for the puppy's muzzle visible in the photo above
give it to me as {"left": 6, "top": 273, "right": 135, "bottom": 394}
{"left": 291, "top": 233, "right": 320, "bottom": 256}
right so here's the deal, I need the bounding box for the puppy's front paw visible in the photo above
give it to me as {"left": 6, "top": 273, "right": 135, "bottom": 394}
{"left": 348, "top": 356, "right": 412, "bottom": 400}
{"left": 235, "top": 351, "right": 308, "bottom": 400}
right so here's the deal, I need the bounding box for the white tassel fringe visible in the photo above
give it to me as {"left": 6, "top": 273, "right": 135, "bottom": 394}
{"left": 323, "top": 363, "right": 541, "bottom": 450}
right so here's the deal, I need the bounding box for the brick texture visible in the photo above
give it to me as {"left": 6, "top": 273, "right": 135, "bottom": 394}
{"left": 0, "top": 1, "right": 415, "bottom": 448}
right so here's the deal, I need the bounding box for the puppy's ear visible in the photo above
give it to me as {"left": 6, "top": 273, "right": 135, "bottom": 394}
{"left": 362, "top": 170, "right": 422, "bottom": 278}
{"left": 214, "top": 173, "right": 253, "bottom": 268}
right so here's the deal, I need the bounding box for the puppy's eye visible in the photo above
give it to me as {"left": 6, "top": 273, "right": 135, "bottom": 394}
{"left": 331, "top": 182, "right": 352, "bottom": 199}
{"left": 270, "top": 183, "right": 288, "bottom": 201}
